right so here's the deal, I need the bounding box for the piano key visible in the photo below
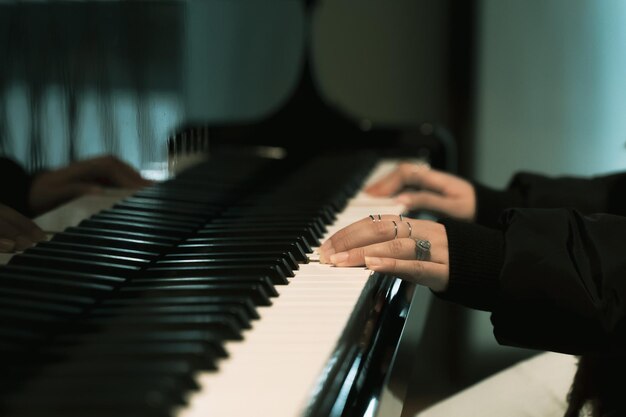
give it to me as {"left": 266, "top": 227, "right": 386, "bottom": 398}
{"left": 127, "top": 276, "right": 277, "bottom": 298}
{"left": 100, "top": 296, "right": 259, "bottom": 319}
{"left": 196, "top": 226, "right": 320, "bottom": 247}
{"left": 153, "top": 257, "right": 295, "bottom": 277}
{"left": 8, "top": 254, "right": 140, "bottom": 276}
{"left": 22, "top": 247, "right": 151, "bottom": 269}
{"left": 118, "top": 283, "right": 273, "bottom": 306}
{"left": 184, "top": 236, "right": 313, "bottom": 254}
{"left": 0, "top": 265, "right": 127, "bottom": 286}
{"left": 144, "top": 264, "right": 290, "bottom": 285}
{"left": 78, "top": 218, "right": 194, "bottom": 237}
{"left": 163, "top": 251, "right": 300, "bottom": 271}
{"left": 174, "top": 241, "right": 309, "bottom": 262}
{"left": 209, "top": 218, "right": 327, "bottom": 237}
{"left": 65, "top": 226, "right": 180, "bottom": 244}
{"left": 51, "top": 232, "right": 173, "bottom": 252}
{"left": 101, "top": 207, "right": 206, "bottom": 225}
{"left": 33, "top": 240, "right": 160, "bottom": 260}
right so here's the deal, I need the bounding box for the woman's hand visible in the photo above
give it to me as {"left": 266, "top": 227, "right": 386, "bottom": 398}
{"left": 365, "top": 163, "right": 476, "bottom": 221}
{"left": 29, "top": 155, "right": 151, "bottom": 215}
{"left": 0, "top": 203, "right": 46, "bottom": 252}
{"left": 318, "top": 214, "right": 450, "bottom": 292}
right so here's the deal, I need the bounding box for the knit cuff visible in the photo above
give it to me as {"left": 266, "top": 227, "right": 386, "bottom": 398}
{"left": 435, "top": 218, "right": 505, "bottom": 311}
{"left": 473, "top": 182, "right": 522, "bottom": 229}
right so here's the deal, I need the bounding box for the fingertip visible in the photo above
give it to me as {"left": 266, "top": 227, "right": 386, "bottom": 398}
{"left": 364, "top": 256, "right": 382, "bottom": 268}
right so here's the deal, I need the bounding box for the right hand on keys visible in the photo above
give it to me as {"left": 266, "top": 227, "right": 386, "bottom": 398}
{"left": 0, "top": 203, "right": 46, "bottom": 253}
{"left": 365, "top": 162, "right": 477, "bottom": 221}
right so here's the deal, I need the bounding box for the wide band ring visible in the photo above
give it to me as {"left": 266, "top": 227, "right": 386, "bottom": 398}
{"left": 415, "top": 239, "right": 431, "bottom": 261}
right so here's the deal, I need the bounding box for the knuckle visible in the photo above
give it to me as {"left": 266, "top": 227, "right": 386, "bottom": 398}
{"left": 372, "top": 221, "right": 389, "bottom": 237}
{"left": 389, "top": 239, "right": 404, "bottom": 254}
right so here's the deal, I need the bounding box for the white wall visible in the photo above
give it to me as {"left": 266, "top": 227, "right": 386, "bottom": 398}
{"left": 474, "top": 0, "right": 626, "bottom": 188}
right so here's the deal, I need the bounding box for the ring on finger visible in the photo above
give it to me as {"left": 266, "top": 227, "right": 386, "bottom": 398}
{"left": 406, "top": 222, "right": 412, "bottom": 239}
{"left": 415, "top": 239, "right": 431, "bottom": 261}
{"left": 392, "top": 220, "right": 398, "bottom": 239}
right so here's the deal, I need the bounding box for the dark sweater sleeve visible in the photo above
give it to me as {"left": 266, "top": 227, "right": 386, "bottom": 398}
{"left": 439, "top": 207, "right": 626, "bottom": 355}
{"left": 0, "top": 157, "right": 33, "bottom": 215}
{"left": 473, "top": 171, "right": 626, "bottom": 228}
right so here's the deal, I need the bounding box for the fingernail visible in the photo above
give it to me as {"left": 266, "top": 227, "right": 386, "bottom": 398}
{"left": 329, "top": 252, "right": 349, "bottom": 265}
{"left": 365, "top": 256, "right": 382, "bottom": 267}
{"left": 0, "top": 238, "right": 16, "bottom": 252}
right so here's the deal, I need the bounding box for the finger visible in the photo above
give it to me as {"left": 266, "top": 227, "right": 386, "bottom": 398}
{"left": 0, "top": 205, "right": 46, "bottom": 241}
{"left": 329, "top": 237, "right": 447, "bottom": 266}
{"left": 319, "top": 215, "right": 402, "bottom": 262}
{"left": 365, "top": 256, "right": 449, "bottom": 292}
{"left": 395, "top": 191, "right": 458, "bottom": 213}
{"left": 403, "top": 166, "right": 454, "bottom": 194}
{"left": 364, "top": 167, "right": 406, "bottom": 197}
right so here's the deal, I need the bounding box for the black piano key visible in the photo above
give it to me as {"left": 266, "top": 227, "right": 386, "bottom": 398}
{"left": 8, "top": 254, "right": 139, "bottom": 277}
{"left": 98, "top": 207, "right": 205, "bottom": 224}
{"left": 210, "top": 217, "right": 327, "bottom": 237}
{"left": 51, "top": 232, "right": 173, "bottom": 252}
{"left": 197, "top": 226, "right": 320, "bottom": 247}
{"left": 117, "top": 283, "right": 272, "bottom": 306}
{"left": 100, "top": 296, "right": 259, "bottom": 319}
{"left": 0, "top": 287, "right": 95, "bottom": 309}
{"left": 65, "top": 226, "right": 179, "bottom": 245}
{"left": 91, "top": 302, "right": 252, "bottom": 329}
{"left": 175, "top": 241, "right": 308, "bottom": 262}
{"left": 163, "top": 251, "right": 299, "bottom": 271}
{"left": 22, "top": 247, "right": 151, "bottom": 269}
{"left": 56, "top": 330, "right": 229, "bottom": 358}
{"left": 46, "top": 342, "right": 221, "bottom": 370}
{"left": 183, "top": 237, "right": 312, "bottom": 256}
{"left": 145, "top": 264, "right": 289, "bottom": 285}
{"left": 153, "top": 257, "right": 295, "bottom": 277}
{"left": 1, "top": 265, "right": 127, "bottom": 286}
{"left": 3, "top": 380, "right": 184, "bottom": 415}
{"left": 93, "top": 211, "right": 202, "bottom": 228}
{"left": 129, "top": 274, "right": 277, "bottom": 294}
{"left": 83, "top": 315, "right": 242, "bottom": 340}
{"left": 34, "top": 240, "right": 159, "bottom": 260}
{"left": 78, "top": 218, "right": 194, "bottom": 238}
{"left": 0, "top": 272, "right": 116, "bottom": 298}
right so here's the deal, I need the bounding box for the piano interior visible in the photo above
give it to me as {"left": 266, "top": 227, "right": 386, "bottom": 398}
{"left": 0, "top": 1, "right": 528, "bottom": 416}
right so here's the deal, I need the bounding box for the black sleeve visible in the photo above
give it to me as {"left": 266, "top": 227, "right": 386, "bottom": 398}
{"left": 473, "top": 171, "right": 626, "bottom": 228}
{"left": 439, "top": 208, "right": 626, "bottom": 355}
{"left": 0, "top": 157, "right": 33, "bottom": 215}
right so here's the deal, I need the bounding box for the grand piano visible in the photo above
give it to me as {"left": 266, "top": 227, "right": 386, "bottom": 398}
{"left": 0, "top": 1, "right": 474, "bottom": 416}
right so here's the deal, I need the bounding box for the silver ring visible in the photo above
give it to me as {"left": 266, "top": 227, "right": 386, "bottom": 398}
{"left": 399, "top": 214, "right": 404, "bottom": 222}
{"left": 392, "top": 221, "right": 398, "bottom": 239}
{"left": 415, "top": 239, "right": 431, "bottom": 261}
{"left": 406, "top": 222, "right": 412, "bottom": 238}
{"left": 369, "top": 214, "right": 375, "bottom": 222}
{"left": 377, "top": 214, "right": 382, "bottom": 221}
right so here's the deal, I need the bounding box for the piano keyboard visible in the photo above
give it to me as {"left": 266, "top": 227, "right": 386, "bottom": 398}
{"left": 0, "top": 153, "right": 424, "bottom": 417}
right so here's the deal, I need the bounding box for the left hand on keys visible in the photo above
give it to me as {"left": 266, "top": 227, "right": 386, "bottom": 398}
{"left": 28, "top": 155, "right": 152, "bottom": 215}
{"left": 318, "top": 215, "right": 450, "bottom": 292}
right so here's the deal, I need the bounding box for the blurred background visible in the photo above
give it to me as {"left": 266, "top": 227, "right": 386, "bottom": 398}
{"left": 2, "top": 0, "right": 626, "bottom": 414}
